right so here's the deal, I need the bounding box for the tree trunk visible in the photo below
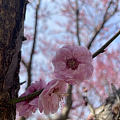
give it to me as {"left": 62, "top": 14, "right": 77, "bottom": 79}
{"left": 0, "top": 0, "right": 26, "bottom": 120}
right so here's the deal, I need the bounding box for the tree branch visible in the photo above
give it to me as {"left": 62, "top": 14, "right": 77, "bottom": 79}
{"left": 55, "top": 85, "right": 73, "bottom": 120}
{"left": 92, "top": 30, "right": 120, "bottom": 58}
{"left": 87, "top": 0, "right": 118, "bottom": 49}
{"left": 21, "top": 59, "right": 28, "bottom": 68}
{"left": 9, "top": 89, "right": 43, "bottom": 104}
{"left": 75, "top": 0, "right": 81, "bottom": 45}
{"left": 27, "top": 0, "right": 41, "bottom": 88}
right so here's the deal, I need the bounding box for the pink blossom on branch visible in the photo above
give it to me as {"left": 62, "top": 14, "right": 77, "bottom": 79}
{"left": 16, "top": 79, "right": 46, "bottom": 118}
{"left": 38, "top": 79, "right": 68, "bottom": 114}
{"left": 52, "top": 45, "right": 93, "bottom": 84}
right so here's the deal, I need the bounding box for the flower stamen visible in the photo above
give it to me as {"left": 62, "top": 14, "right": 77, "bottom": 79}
{"left": 66, "top": 58, "right": 79, "bottom": 70}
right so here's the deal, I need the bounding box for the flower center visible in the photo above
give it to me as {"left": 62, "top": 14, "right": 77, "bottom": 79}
{"left": 48, "top": 88, "right": 59, "bottom": 96}
{"left": 52, "top": 88, "right": 67, "bottom": 99}
{"left": 53, "top": 88, "right": 59, "bottom": 93}
{"left": 66, "top": 58, "right": 79, "bottom": 70}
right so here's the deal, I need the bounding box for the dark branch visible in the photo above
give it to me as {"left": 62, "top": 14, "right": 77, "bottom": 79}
{"left": 87, "top": 0, "right": 118, "bottom": 49}
{"left": 21, "top": 59, "right": 28, "bottom": 68}
{"left": 75, "top": 0, "right": 80, "bottom": 45}
{"left": 9, "top": 89, "right": 43, "bottom": 104}
{"left": 92, "top": 30, "right": 120, "bottom": 58}
{"left": 20, "top": 81, "right": 26, "bottom": 85}
{"left": 27, "top": 0, "right": 41, "bottom": 88}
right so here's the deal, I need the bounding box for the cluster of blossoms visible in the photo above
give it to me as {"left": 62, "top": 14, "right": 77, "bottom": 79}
{"left": 16, "top": 80, "right": 46, "bottom": 118}
{"left": 17, "top": 45, "right": 93, "bottom": 118}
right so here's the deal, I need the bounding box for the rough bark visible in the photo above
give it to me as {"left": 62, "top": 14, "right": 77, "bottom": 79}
{"left": 87, "top": 84, "right": 120, "bottom": 120}
{"left": 0, "top": 0, "right": 26, "bottom": 120}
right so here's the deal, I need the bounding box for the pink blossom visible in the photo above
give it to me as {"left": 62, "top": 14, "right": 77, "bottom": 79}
{"left": 52, "top": 45, "right": 93, "bottom": 84}
{"left": 38, "top": 79, "right": 68, "bottom": 114}
{"left": 16, "top": 79, "right": 46, "bottom": 118}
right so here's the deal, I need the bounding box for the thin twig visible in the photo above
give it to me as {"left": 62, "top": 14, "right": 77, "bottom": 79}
{"left": 75, "top": 0, "right": 80, "bottom": 45}
{"left": 92, "top": 30, "right": 120, "bottom": 58}
{"left": 87, "top": 0, "right": 118, "bottom": 49}
{"left": 21, "top": 59, "right": 28, "bottom": 68}
{"left": 27, "top": 0, "right": 41, "bottom": 88}
{"left": 20, "top": 81, "right": 26, "bottom": 85}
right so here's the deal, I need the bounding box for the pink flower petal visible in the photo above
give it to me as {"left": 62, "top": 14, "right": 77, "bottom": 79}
{"left": 16, "top": 79, "right": 46, "bottom": 118}
{"left": 52, "top": 45, "right": 93, "bottom": 85}
{"left": 39, "top": 80, "right": 68, "bottom": 114}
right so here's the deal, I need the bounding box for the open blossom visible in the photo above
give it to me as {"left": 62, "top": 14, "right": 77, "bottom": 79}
{"left": 38, "top": 79, "right": 68, "bottom": 114}
{"left": 52, "top": 45, "right": 93, "bottom": 84}
{"left": 16, "top": 79, "right": 46, "bottom": 118}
